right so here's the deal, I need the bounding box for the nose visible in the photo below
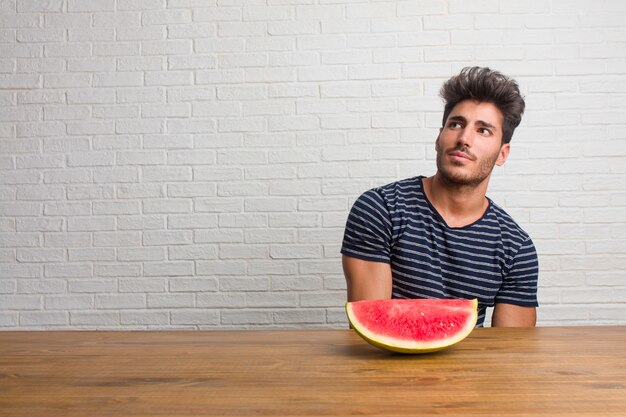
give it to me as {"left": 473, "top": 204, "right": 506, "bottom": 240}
{"left": 457, "top": 126, "right": 473, "bottom": 147}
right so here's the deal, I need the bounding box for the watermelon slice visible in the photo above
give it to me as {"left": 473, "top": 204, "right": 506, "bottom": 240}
{"left": 346, "top": 298, "right": 478, "bottom": 354}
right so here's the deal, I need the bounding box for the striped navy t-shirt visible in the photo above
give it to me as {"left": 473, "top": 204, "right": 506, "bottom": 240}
{"left": 341, "top": 176, "right": 539, "bottom": 327}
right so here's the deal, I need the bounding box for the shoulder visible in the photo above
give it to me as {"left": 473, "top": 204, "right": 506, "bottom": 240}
{"left": 350, "top": 176, "right": 426, "bottom": 220}
{"left": 485, "top": 200, "right": 532, "bottom": 244}
{"left": 369, "top": 176, "right": 424, "bottom": 205}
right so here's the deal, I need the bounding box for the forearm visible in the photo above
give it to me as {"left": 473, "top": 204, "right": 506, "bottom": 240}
{"left": 343, "top": 255, "right": 393, "bottom": 301}
{"left": 491, "top": 303, "right": 537, "bottom": 327}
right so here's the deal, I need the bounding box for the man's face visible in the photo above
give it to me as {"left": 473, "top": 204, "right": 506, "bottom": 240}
{"left": 435, "top": 99, "right": 510, "bottom": 187}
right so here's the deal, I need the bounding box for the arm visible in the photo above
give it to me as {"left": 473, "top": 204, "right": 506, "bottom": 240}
{"left": 492, "top": 236, "right": 539, "bottom": 327}
{"left": 491, "top": 303, "right": 536, "bottom": 327}
{"left": 343, "top": 255, "right": 392, "bottom": 301}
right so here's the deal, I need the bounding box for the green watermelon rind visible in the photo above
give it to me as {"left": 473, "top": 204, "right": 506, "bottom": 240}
{"left": 346, "top": 299, "right": 478, "bottom": 354}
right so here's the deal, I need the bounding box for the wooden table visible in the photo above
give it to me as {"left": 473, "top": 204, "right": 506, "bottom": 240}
{"left": 1, "top": 326, "right": 624, "bottom": 416}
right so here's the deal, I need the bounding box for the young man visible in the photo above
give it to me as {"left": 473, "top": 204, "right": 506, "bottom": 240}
{"left": 341, "top": 67, "right": 538, "bottom": 327}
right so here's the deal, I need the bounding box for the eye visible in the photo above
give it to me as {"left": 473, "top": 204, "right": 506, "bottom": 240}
{"left": 448, "top": 121, "right": 462, "bottom": 129}
{"left": 478, "top": 127, "right": 492, "bottom": 136}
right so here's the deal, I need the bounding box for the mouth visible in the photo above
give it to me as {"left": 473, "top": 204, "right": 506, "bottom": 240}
{"left": 448, "top": 150, "right": 475, "bottom": 162}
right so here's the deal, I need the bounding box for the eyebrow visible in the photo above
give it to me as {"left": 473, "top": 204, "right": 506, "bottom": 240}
{"left": 448, "top": 115, "right": 498, "bottom": 131}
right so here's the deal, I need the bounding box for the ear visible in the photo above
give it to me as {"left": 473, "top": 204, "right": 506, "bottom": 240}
{"left": 495, "top": 143, "right": 510, "bottom": 166}
{"left": 435, "top": 128, "right": 442, "bottom": 151}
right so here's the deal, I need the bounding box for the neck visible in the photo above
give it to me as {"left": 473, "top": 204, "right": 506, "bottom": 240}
{"left": 423, "top": 174, "right": 490, "bottom": 227}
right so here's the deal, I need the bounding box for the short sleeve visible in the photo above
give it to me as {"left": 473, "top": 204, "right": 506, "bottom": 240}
{"left": 495, "top": 238, "right": 539, "bottom": 307}
{"left": 340, "top": 189, "right": 392, "bottom": 264}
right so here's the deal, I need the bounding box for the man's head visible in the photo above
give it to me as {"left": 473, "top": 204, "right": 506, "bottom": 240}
{"left": 440, "top": 67, "right": 525, "bottom": 144}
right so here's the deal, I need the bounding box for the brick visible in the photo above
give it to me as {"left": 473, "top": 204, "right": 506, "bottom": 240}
{"left": 45, "top": 105, "right": 91, "bottom": 121}
{"left": 274, "top": 309, "right": 325, "bottom": 324}
{"left": 117, "top": 247, "right": 165, "bottom": 262}
{"left": 94, "top": 231, "right": 141, "bottom": 247}
{"left": 92, "top": 201, "right": 140, "bottom": 215}
{"left": 44, "top": 233, "right": 91, "bottom": 249}
{"left": 45, "top": 264, "right": 91, "bottom": 278}
{"left": 171, "top": 310, "right": 220, "bottom": 325}
{"left": 121, "top": 310, "right": 169, "bottom": 325}
{"left": 143, "top": 199, "right": 192, "bottom": 214}
{"left": 68, "top": 0, "right": 114, "bottom": 11}
{"left": 300, "top": 291, "right": 345, "bottom": 307}
{"left": 117, "top": 151, "right": 166, "bottom": 166}
{"left": 96, "top": 294, "right": 145, "bottom": 309}
{"left": 44, "top": 13, "right": 91, "bottom": 28}
{"left": 269, "top": 180, "right": 318, "bottom": 196}
{"left": 68, "top": 279, "right": 117, "bottom": 293}
{"left": 219, "top": 244, "right": 268, "bottom": 259}
{"left": 117, "top": 56, "right": 163, "bottom": 71}
{"left": 0, "top": 249, "right": 15, "bottom": 262}
{"left": 268, "top": 213, "right": 319, "bottom": 228}
{"left": 119, "top": 278, "right": 168, "bottom": 293}
{"left": 15, "top": 185, "right": 61, "bottom": 202}
{"left": 271, "top": 276, "right": 321, "bottom": 291}
{"left": 167, "top": 277, "right": 218, "bottom": 293}
{"left": 142, "top": 166, "right": 192, "bottom": 182}
{"left": 167, "top": 183, "right": 217, "bottom": 198}
{"left": 143, "top": 134, "right": 193, "bottom": 149}
{"left": 0, "top": 295, "right": 40, "bottom": 309}
{"left": 93, "top": 11, "right": 141, "bottom": 27}
{"left": 270, "top": 244, "right": 321, "bottom": 259}
{"left": 168, "top": 215, "right": 218, "bottom": 229}
{"left": 194, "top": 229, "right": 243, "bottom": 244}
{"left": 327, "top": 308, "right": 348, "bottom": 325}
{"left": 144, "top": 261, "right": 194, "bottom": 277}
{"left": 67, "top": 185, "right": 115, "bottom": 200}
{"left": 143, "top": 230, "right": 192, "bottom": 246}
{"left": 142, "top": 40, "right": 193, "bottom": 56}
{"left": 167, "top": 150, "right": 216, "bottom": 165}
{"left": 116, "top": 119, "right": 164, "bottom": 134}
{"left": 117, "top": 215, "right": 164, "bottom": 231}
{"left": 16, "top": 249, "right": 64, "bottom": 263}
{"left": 218, "top": 182, "right": 268, "bottom": 197}
{"left": 43, "top": 202, "right": 90, "bottom": 216}
{"left": 0, "top": 169, "right": 40, "bottom": 185}
{"left": 195, "top": 39, "right": 243, "bottom": 55}
{"left": 94, "top": 263, "right": 141, "bottom": 278}
{"left": 69, "top": 248, "right": 116, "bottom": 262}
{"left": 221, "top": 310, "right": 272, "bottom": 325}
{"left": 117, "top": 0, "right": 164, "bottom": 11}
{"left": 17, "top": 0, "right": 64, "bottom": 12}
{"left": 218, "top": 117, "right": 266, "bottom": 133}
{"left": 0, "top": 313, "right": 18, "bottom": 327}
{"left": 167, "top": 119, "right": 215, "bottom": 134}
{"left": 20, "top": 311, "right": 68, "bottom": 327}
{"left": 195, "top": 197, "right": 242, "bottom": 213}
{"left": 0, "top": 232, "right": 39, "bottom": 248}
{"left": 70, "top": 311, "right": 120, "bottom": 326}
{"left": 197, "top": 293, "right": 245, "bottom": 308}
{"left": 299, "top": 260, "right": 343, "bottom": 274}
{"left": 44, "top": 295, "right": 92, "bottom": 310}
{"left": 196, "top": 260, "right": 246, "bottom": 276}
{"left": 194, "top": 6, "right": 242, "bottom": 21}
{"left": 147, "top": 293, "right": 193, "bottom": 308}
{"left": 247, "top": 292, "right": 297, "bottom": 308}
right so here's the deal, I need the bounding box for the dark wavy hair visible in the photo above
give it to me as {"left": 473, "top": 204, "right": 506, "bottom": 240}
{"left": 440, "top": 67, "right": 525, "bottom": 144}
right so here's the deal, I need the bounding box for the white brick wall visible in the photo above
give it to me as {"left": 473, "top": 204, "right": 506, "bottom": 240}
{"left": 1, "top": 1, "right": 625, "bottom": 329}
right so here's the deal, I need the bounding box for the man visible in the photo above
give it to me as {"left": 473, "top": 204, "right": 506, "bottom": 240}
{"left": 341, "top": 66, "right": 538, "bottom": 327}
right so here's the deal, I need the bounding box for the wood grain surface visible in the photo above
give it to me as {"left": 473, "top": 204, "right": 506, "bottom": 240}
{"left": 1, "top": 326, "right": 624, "bottom": 416}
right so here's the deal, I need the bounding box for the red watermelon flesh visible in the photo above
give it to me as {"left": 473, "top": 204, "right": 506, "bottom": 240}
{"left": 346, "top": 298, "right": 478, "bottom": 353}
